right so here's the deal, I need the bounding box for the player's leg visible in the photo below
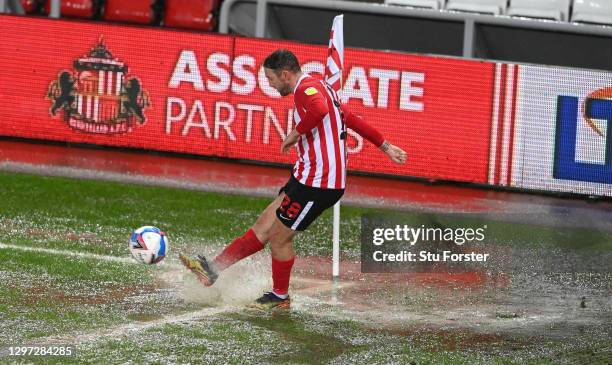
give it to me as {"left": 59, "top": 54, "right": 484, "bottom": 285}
{"left": 179, "top": 193, "right": 285, "bottom": 286}
{"left": 269, "top": 220, "right": 297, "bottom": 294}
{"left": 211, "top": 194, "right": 285, "bottom": 271}
{"left": 249, "top": 178, "right": 346, "bottom": 309}
{"left": 248, "top": 218, "right": 296, "bottom": 309}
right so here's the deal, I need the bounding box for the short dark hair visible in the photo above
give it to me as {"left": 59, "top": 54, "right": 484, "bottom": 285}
{"left": 263, "top": 49, "right": 301, "bottom": 73}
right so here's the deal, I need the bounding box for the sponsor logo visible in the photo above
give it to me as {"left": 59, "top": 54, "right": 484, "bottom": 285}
{"left": 47, "top": 37, "right": 150, "bottom": 135}
{"left": 554, "top": 90, "right": 611, "bottom": 184}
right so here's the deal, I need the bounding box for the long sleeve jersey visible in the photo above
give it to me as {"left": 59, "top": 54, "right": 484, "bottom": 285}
{"left": 292, "top": 74, "right": 385, "bottom": 189}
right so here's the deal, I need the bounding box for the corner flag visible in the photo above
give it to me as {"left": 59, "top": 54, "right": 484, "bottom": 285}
{"left": 325, "top": 14, "right": 344, "bottom": 279}
{"left": 325, "top": 14, "right": 344, "bottom": 93}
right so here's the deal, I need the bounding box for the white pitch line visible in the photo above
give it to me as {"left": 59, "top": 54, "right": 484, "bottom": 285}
{"left": 0, "top": 242, "right": 346, "bottom": 285}
{"left": 42, "top": 307, "right": 237, "bottom": 345}
{"left": 0, "top": 241, "right": 188, "bottom": 271}
{"left": 2, "top": 241, "right": 353, "bottom": 345}
{"left": 0, "top": 242, "right": 350, "bottom": 287}
{"left": 41, "top": 282, "right": 349, "bottom": 346}
{"left": 0, "top": 242, "right": 136, "bottom": 264}
{"left": 0, "top": 243, "right": 239, "bottom": 345}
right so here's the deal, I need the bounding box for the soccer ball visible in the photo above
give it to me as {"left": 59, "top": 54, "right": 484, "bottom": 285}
{"left": 129, "top": 226, "right": 168, "bottom": 264}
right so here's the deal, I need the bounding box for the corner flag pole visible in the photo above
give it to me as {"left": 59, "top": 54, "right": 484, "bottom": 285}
{"left": 324, "top": 14, "right": 344, "bottom": 279}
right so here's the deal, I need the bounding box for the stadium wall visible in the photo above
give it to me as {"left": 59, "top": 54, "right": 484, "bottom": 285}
{"left": 0, "top": 15, "right": 610, "bottom": 197}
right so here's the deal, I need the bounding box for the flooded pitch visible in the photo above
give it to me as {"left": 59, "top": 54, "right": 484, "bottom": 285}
{"left": 0, "top": 140, "right": 611, "bottom": 364}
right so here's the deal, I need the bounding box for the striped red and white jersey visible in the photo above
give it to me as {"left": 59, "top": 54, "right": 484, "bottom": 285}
{"left": 292, "top": 74, "right": 347, "bottom": 189}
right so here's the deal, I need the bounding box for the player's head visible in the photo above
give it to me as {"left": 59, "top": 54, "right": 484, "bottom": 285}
{"left": 263, "top": 49, "right": 301, "bottom": 96}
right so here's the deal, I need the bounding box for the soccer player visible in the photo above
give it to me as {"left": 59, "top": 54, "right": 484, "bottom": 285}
{"left": 179, "top": 49, "right": 407, "bottom": 309}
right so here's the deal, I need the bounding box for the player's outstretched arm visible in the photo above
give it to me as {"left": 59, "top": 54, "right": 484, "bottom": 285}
{"left": 344, "top": 108, "right": 407, "bottom": 164}
{"left": 379, "top": 140, "right": 407, "bottom": 164}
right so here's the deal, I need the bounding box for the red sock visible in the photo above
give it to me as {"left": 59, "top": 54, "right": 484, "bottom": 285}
{"left": 272, "top": 256, "right": 295, "bottom": 296}
{"left": 212, "top": 229, "right": 264, "bottom": 272}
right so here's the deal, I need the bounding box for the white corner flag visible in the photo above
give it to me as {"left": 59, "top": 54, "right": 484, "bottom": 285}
{"left": 325, "top": 14, "right": 344, "bottom": 93}
{"left": 324, "top": 14, "right": 344, "bottom": 279}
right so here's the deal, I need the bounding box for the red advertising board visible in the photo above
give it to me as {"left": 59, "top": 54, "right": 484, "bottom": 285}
{"left": 0, "top": 15, "right": 494, "bottom": 183}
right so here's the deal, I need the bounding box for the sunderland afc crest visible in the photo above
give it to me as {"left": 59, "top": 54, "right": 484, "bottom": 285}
{"left": 47, "top": 37, "right": 150, "bottom": 134}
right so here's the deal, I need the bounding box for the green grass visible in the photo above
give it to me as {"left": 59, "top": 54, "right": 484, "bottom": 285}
{"left": 0, "top": 171, "right": 373, "bottom": 258}
{"left": 0, "top": 249, "right": 149, "bottom": 283}
{"left": 0, "top": 171, "right": 610, "bottom": 365}
{"left": 11, "top": 311, "right": 593, "bottom": 365}
{"left": 0, "top": 248, "right": 160, "bottom": 344}
{"left": 1, "top": 171, "right": 609, "bottom": 260}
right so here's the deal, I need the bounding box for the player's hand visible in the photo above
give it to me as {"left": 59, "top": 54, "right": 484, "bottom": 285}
{"left": 380, "top": 141, "right": 407, "bottom": 164}
{"left": 281, "top": 129, "right": 300, "bottom": 154}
